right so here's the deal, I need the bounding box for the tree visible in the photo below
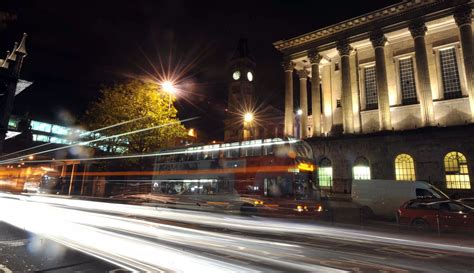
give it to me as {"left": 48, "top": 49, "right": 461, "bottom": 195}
{"left": 82, "top": 80, "right": 187, "bottom": 155}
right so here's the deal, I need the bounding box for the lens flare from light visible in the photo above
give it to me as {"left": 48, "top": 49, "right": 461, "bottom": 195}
{"left": 161, "top": 81, "right": 176, "bottom": 94}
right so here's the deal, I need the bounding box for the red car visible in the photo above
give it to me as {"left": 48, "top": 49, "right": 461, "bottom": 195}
{"left": 398, "top": 199, "right": 474, "bottom": 232}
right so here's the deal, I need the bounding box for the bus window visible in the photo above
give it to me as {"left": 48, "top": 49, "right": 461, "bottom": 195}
{"left": 251, "top": 139, "right": 262, "bottom": 156}
{"left": 210, "top": 144, "right": 219, "bottom": 159}
{"left": 202, "top": 145, "right": 212, "bottom": 160}
{"left": 264, "top": 176, "right": 292, "bottom": 197}
{"left": 225, "top": 142, "right": 239, "bottom": 158}
{"left": 241, "top": 141, "right": 250, "bottom": 157}
{"left": 263, "top": 139, "right": 273, "bottom": 155}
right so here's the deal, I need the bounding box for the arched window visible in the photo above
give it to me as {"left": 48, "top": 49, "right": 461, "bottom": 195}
{"left": 395, "top": 154, "right": 416, "bottom": 181}
{"left": 444, "top": 151, "right": 470, "bottom": 189}
{"left": 318, "top": 158, "right": 333, "bottom": 188}
{"left": 353, "top": 157, "right": 371, "bottom": 180}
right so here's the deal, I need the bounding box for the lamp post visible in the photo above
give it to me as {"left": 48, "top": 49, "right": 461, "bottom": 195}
{"left": 161, "top": 81, "right": 176, "bottom": 111}
{"left": 296, "top": 109, "right": 303, "bottom": 139}
{"left": 243, "top": 112, "right": 253, "bottom": 140}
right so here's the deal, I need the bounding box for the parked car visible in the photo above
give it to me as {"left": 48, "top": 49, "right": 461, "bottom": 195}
{"left": 398, "top": 199, "right": 474, "bottom": 232}
{"left": 352, "top": 180, "right": 449, "bottom": 219}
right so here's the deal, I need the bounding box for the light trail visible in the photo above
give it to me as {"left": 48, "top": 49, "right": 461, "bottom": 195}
{"left": 3, "top": 193, "right": 474, "bottom": 256}
{"left": 0, "top": 194, "right": 345, "bottom": 272}
{"left": 0, "top": 117, "right": 147, "bottom": 160}
{"left": 3, "top": 138, "right": 299, "bottom": 165}
{"left": 0, "top": 117, "right": 199, "bottom": 165}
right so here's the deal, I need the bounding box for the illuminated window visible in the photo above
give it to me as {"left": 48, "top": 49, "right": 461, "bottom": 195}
{"left": 263, "top": 139, "right": 274, "bottom": 155}
{"left": 32, "top": 134, "right": 50, "bottom": 142}
{"left": 241, "top": 140, "right": 262, "bottom": 157}
{"left": 31, "top": 120, "right": 52, "bottom": 133}
{"left": 318, "top": 158, "right": 333, "bottom": 188}
{"left": 353, "top": 157, "right": 371, "bottom": 180}
{"left": 395, "top": 154, "right": 416, "bottom": 181}
{"left": 444, "top": 151, "right": 470, "bottom": 189}
{"left": 50, "top": 137, "right": 71, "bottom": 145}
{"left": 364, "top": 66, "right": 378, "bottom": 110}
{"left": 8, "top": 118, "right": 18, "bottom": 129}
{"left": 399, "top": 57, "right": 418, "bottom": 105}
{"left": 52, "top": 125, "right": 70, "bottom": 135}
{"left": 439, "top": 47, "right": 462, "bottom": 99}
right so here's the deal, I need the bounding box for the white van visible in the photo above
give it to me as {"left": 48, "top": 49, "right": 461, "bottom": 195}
{"left": 351, "top": 180, "right": 449, "bottom": 219}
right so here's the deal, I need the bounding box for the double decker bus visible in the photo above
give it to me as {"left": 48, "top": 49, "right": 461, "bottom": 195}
{"left": 151, "top": 138, "right": 328, "bottom": 216}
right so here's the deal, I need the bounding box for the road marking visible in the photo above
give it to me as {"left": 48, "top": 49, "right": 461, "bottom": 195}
{"left": 0, "top": 239, "right": 29, "bottom": 247}
{"left": 0, "top": 264, "right": 13, "bottom": 273}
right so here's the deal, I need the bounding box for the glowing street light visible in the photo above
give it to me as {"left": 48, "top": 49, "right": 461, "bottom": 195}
{"left": 296, "top": 109, "right": 303, "bottom": 116}
{"left": 243, "top": 112, "right": 254, "bottom": 140}
{"left": 161, "top": 81, "right": 176, "bottom": 94}
{"left": 160, "top": 81, "right": 176, "bottom": 111}
{"left": 244, "top": 112, "right": 253, "bottom": 123}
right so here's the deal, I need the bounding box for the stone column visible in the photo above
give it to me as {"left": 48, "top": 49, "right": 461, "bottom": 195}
{"left": 308, "top": 51, "right": 322, "bottom": 137}
{"left": 297, "top": 69, "right": 309, "bottom": 139}
{"left": 336, "top": 41, "right": 354, "bottom": 134}
{"left": 370, "top": 31, "right": 392, "bottom": 131}
{"left": 454, "top": 5, "right": 474, "bottom": 121}
{"left": 409, "top": 21, "right": 435, "bottom": 126}
{"left": 283, "top": 60, "right": 294, "bottom": 136}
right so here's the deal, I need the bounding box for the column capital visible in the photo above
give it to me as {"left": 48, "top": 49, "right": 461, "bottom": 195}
{"left": 454, "top": 5, "right": 472, "bottom": 27}
{"left": 307, "top": 50, "right": 322, "bottom": 64}
{"left": 408, "top": 21, "right": 427, "bottom": 39}
{"left": 297, "top": 69, "right": 309, "bottom": 79}
{"left": 336, "top": 41, "right": 353, "bottom": 57}
{"left": 282, "top": 60, "right": 294, "bottom": 72}
{"left": 370, "top": 31, "right": 387, "bottom": 48}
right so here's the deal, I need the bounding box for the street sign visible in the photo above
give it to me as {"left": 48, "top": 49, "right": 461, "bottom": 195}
{"left": 15, "top": 79, "right": 32, "bottom": 96}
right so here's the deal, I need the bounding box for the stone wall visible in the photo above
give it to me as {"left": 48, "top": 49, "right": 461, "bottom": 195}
{"left": 308, "top": 124, "right": 474, "bottom": 196}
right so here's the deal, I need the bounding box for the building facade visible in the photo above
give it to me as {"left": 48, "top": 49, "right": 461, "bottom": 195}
{"left": 274, "top": 0, "right": 474, "bottom": 195}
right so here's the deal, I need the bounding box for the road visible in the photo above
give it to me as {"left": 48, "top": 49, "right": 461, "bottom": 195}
{"left": 0, "top": 193, "right": 473, "bottom": 272}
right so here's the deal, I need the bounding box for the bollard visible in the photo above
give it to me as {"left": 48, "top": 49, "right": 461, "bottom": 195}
{"left": 330, "top": 208, "right": 335, "bottom": 225}
{"left": 395, "top": 212, "right": 400, "bottom": 232}
{"left": 436, "top": 214, "right": 441, "bottom": 236}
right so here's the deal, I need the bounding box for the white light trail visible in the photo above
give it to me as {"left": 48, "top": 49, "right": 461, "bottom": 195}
{"left": 3, "top": 193, "right": 473, "bottom": 255}
{"left": 0, "top": 194, "right": 344, "bottom": 272}
{"left": 8, "top": 138, "right": 300, "bottom": 165}
{"left": 0, "top": 117, "right": 199, "bottom": 165}
{"left": 0, "top": 117, "right": 147, "bottom": 160}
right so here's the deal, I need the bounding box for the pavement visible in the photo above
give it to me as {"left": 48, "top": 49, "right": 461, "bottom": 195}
{"left": 1, "top": 192, "right": 473, "bottom": 272}
{"left": 0, "top": 222, "right": 121, "bottom": 272}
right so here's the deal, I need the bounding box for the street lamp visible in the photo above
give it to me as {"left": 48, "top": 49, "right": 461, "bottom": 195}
{"left": 296, "top": 109, "right": 303, "bottom": 139}
{"left": 243, "top": 112, "right": 254, "bottom": 140}
{"left": 244, "top": 112, "right": 253, "bottom": 123}
{"left": 160, "top": 80, "right": 176, "bottom": 111}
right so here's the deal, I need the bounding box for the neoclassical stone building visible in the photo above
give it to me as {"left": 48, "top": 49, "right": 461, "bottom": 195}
{"left": 274, "top": 0, "right": 473, "bottom": 195}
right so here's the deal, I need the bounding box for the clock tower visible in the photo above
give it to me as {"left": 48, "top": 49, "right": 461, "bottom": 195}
{"left": 224, "top": 38, "right": 256, "bottom": 142}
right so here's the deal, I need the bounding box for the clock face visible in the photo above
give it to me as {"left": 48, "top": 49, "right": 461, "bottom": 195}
{"left": 232, "top": 71, "right": 241, "bottom": 80}
{"left": 247, "top": 71, "right": 253, "bottom": 82}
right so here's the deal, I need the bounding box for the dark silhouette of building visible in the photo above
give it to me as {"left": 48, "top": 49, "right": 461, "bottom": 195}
{"left": 224, "top": 39, "right": 284, "bottom": 142}
{"left": 0, "top": 33, "right": 27, "bottom": 154}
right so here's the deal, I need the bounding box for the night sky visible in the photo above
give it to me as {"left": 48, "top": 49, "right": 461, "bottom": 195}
{"left": 1, "top": 0, "right": 399, "bottom": 140}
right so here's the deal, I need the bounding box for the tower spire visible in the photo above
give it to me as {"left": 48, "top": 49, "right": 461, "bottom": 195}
{"left": 231, "top": 38, "right": 255, "bottom": 62}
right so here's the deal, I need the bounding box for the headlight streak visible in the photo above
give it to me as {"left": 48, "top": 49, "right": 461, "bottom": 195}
{"left": 3, "top": 193, "right": 473, "bottom": 256}
{"left": 0, "top": 117, "right": 200, "bottom": 165}
{"left": 0, "top": 195, "right": 347, "bottom": 273}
